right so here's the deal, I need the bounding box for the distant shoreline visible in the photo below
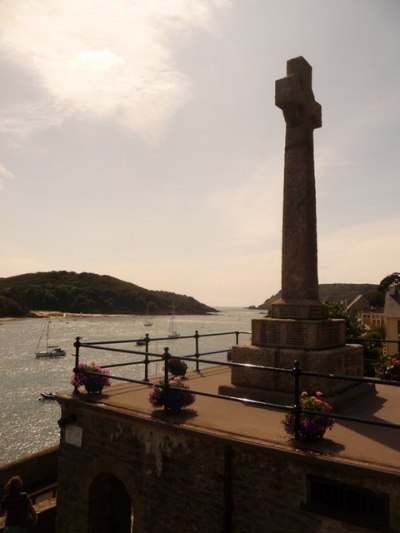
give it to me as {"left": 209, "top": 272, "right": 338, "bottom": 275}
{"left": 0, "top": 311, "right": 124, "bottom": 321}
{"left": 0, "top": 309, "right": 222, "bottom": 321}
{"left": 30, "top": 310, "right": 125, "bottom": 318}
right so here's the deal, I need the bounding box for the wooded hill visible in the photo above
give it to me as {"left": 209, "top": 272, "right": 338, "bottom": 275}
{"left": 0, "top": 271, "right": 217, "bottom": 317}
{"left": 258, "top": 283, "right": 378, "bottom": 310}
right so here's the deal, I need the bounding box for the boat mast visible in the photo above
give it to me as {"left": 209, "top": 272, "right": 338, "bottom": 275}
{"left": 35, "top": 321, "right": 47, "bottom": 353}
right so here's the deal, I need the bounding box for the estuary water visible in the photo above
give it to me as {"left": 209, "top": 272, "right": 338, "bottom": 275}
{"left": 0, "top": 307, "right": 261, "bottom": 464}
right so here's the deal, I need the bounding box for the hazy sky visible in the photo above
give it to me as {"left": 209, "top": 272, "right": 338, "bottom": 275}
{"left": 0, "top": 0, "right": 399, "bottom": 307}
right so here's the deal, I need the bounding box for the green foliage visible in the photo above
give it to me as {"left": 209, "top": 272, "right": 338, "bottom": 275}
{"left": 0, "top": 295, "right": 27, "bottom": 317}
{"left": 324, "top": 301, "right": 364, "bottom": 337}
{"left": 364, "top": 290, "right": 384, "bottom": 308}
{"left": 362, "top": 272, "right": 400, "bottom": 309}
{"left": 324, "top": 301, "right": 385, "bottom": 376}
{"left": 0, "top": 271, "right": 217, "bottom": 317}
{"left": 361, "top": 328, "right": 384, "bottom": 376}
{"left": 378, "top": 272, "right": 400, "bottom": 293}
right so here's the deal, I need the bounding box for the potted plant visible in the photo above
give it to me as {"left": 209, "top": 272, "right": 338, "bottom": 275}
{"left": 70, "top": 361, "right": 111, "bottom": 393}
{"left": 283, "top": 391, "right": 335, "bottom": 440}
{"left": 167, "top": 358, "right": 188, "bottom": 377}
{"left": 375, "top": 355, "right": 400, "bottom": 381}
{"left": 149, "top": 376, "right": 195, "bottom": 411}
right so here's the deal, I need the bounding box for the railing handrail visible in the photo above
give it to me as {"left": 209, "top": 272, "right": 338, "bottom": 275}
{"left": 347, "top": 337, "right": 398, "bottom": 344}
{"left": 78, "top": 329, "right": 250, "bottom": 347}
{"left": 72, "top": 331, "right": 400, "bottom": 439}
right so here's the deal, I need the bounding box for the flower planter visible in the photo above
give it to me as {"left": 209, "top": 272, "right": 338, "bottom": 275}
{"left": 375, "top": 355, "right": 400, "bottom": 381}
{"left": 84, "top": 382, "right": 104, "bottom": 394}
{"left": 70, "top": 361, "right": 111, "bottom": 393}
{"left": 283, "top": 413, "right": 334, "bottom": 440}
{"left": 149, "top": 377, "right": 195, "bottom": 411}
{"left": 283, "top": 391, "right": 335, "bottom": 440}
{"left": 167, "top": 358, "right": 188, "bottom": 377}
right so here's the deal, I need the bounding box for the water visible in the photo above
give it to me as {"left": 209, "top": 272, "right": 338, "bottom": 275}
{"left": 0, "top": 307, "right": 262, "bottom": 464}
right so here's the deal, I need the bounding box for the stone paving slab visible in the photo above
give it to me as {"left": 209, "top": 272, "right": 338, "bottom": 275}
{"left": 59, "top": 366, "right": 400, "bottom": 476}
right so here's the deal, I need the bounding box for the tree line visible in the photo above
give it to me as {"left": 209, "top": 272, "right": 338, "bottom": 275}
{"left": 0, "top": 271, "right": 217, "bottom": 317}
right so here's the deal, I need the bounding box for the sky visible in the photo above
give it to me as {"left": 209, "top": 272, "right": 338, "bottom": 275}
{"left": 0, "top": 0, "right": 399, "bottom": 307}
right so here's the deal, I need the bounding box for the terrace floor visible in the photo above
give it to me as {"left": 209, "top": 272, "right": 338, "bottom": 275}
{"left": 58, "top": 366, "right": 400, "bottom": 475}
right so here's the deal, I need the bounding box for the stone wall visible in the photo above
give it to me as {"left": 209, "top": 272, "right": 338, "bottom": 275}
{"left": 56, "top": 404, "right": 225, "bottom": 533}
{"left": 56, "top": 401, "right": 400, "bottom": 532}
{"left": 229, "top": 343, "right": 364, "bottom": 397}
{"left": 0, "top": 445, "right": 58, "bottom": 496}
{"left": 0, "top": 446, "right": 59, "bottom": 533}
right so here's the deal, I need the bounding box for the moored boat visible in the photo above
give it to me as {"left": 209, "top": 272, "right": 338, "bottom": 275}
{"left": 167, "top": 303, "right": 180, "bottom": 338}
{"left": 40, "top": 392, "right": 57, "bottom": 400}
{"left": 36, "top": 346, "right": 66, "bottom": 358}
{"left": 35, "top": 319, "right": 66, "bottom": 358}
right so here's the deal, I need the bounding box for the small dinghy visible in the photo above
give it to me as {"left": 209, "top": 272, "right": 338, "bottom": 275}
{"left": 40, "top": 392, "right": 57, "bottom": 400}
{"left": 135, "top": 339, "right": 146, "bottom": 346}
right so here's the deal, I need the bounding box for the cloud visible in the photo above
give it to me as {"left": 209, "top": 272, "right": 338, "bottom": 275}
{"left": 0, "top": 163, "right": 14, "bottom": 191}
{"left": 0, "top": 0, "right": 230, "bottom": 142}
{"left": 0, "top": 100, "right": 69, "bottom": 140}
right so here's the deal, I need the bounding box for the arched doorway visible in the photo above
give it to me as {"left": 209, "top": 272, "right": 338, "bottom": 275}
{"left": 88, "top": 473, "right": 134, "bottom": 533}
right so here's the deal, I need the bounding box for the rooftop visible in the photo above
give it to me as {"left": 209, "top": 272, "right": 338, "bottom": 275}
{"left": 58, "top": 365, "right": 400, "bottom": 477}
{"left": 383, "top": 284, "right": 400, "bottom": 318}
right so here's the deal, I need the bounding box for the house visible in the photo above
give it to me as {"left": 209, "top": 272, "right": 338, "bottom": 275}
{"left": 358, "top": 309, "right": 385, "bottom": 329}
{"left": 383, "top": 284, "right": 400, "bottom": 356}
{"left": 347, "top": 294, "right": 384, "bottom": 330}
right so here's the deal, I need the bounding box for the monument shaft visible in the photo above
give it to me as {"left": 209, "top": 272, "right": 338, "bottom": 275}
{"left": 275, "top": 57, "right": 321, "bottom": 307}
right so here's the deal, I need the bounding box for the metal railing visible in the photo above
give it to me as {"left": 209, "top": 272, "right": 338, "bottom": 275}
{"left": 73, "top": 329, "right": 246, "bottom": 384}
{"left": 72, "top": 332, "right": 400, "bottom": 440}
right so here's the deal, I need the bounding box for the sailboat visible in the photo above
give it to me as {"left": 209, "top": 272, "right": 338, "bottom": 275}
{"left": 167, "top": 305, "right": 180, "bottom": 339}
{"left": 35, "top": 319, "right": 66, "bottom": 358}
{"left": 144, "top": 303, "right": 153, "bottom": 327}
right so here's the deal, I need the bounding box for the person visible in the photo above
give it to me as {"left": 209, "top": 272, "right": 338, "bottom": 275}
{"left": 0, "top": 475, "right": 37, "bottom": 532}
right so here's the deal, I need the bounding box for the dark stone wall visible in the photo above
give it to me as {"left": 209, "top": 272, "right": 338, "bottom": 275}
{"left": 229, "top": 447, "right": 400, "bottom": 532}
{"left": 55, "top": 402, "right": 400, "bottom": 533}
{"left": 0, "top": 445, "right": 58, "bottom": 496}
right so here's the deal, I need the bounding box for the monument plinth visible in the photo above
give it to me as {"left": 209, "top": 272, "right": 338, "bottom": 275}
{"left": 220, "top": 57, "right": 367, "bottom": 405}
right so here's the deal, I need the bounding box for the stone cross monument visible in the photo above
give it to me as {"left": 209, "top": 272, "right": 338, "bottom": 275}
{"left": 220, "top": 57, "right": 365, "bottom": 404}
{"left": 272, "top": 57, "right": 327, "bottom": 321}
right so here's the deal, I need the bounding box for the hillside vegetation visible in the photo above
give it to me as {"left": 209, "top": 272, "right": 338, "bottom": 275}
{"left": 0, "top": 271, "right": 217, "bottom": 317}
{"left": 258, "top": 283, "right": 378, "bottom": 310}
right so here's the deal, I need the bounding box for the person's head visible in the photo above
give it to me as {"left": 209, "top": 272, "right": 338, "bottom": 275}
{"left": 5, "top": 476, "right": 23, "bottom": 494}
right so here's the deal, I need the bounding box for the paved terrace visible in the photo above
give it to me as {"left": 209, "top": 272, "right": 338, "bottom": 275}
{"left": 58, "top": 366, "right": 400, "bottom": 475}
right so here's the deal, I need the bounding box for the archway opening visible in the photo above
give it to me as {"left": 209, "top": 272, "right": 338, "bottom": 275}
{"left": 88, "top": 473, "right": 133, "bottom": 533}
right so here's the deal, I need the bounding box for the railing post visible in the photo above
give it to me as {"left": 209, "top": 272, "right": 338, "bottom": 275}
{"left": 73, "top": 337, "right": 81, "bottom": 394}
{"left": 163, "top": 347, "right": 170, "bottom": 412}
{"left": 292, "top": 360, "right": 301, "bottom": 440}
{"left": 235, "top": 331, "right": 239, "bottom": 344}
{"left": 144, "top": 333, "right": 150, "bottom": 381}
{"left": 194, "top": 330, "right": 200, "bottom": 372}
